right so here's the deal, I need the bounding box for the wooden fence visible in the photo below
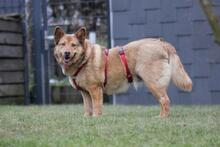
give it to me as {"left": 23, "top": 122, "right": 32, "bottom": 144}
{"left": 0, "top": 15, "right": 25, "bottom": 104}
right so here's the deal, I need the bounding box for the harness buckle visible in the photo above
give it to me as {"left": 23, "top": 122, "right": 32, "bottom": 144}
{"left": 118, "top": 47, "right": 124, "bottom": 55}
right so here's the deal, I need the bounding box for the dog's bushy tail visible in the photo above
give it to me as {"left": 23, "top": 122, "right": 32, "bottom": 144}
{"left": 170, "top": 54, "right": 192, "bottom": 92}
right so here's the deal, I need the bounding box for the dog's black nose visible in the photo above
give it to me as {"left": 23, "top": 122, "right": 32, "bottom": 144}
{"left": 64, "top": 52, "right": 70, "bottom": 60}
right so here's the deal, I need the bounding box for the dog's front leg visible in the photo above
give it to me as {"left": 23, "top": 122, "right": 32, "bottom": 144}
{"left": 88, "top": 85, "right": 103, "bottom": 117}
{"left": 80, "top": 91, "right": 93, "bottom": 117}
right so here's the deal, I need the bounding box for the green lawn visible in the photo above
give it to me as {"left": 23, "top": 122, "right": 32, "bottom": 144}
{"left": 0, "top": 105, "right": 220, "bottom": 147}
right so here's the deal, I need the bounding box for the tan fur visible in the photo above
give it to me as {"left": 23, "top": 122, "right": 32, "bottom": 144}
{"left": 54, "top": 27, "right": 192, "bottom": 118}
{"left": 170, "top": 54, "right": 192, "bottom": 91}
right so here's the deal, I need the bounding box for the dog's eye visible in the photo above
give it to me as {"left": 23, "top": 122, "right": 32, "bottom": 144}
{"left": 72, "top": 43, "right": 76, "bottom": 47}
{"left": 60, "top": 43, "right": 65, "bottom": 46}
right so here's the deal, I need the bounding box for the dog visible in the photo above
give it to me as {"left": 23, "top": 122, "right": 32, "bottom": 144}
{"left": 53, "top": 26, "right": 192, "bottom": 118}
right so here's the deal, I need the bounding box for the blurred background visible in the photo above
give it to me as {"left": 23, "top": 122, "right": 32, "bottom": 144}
{"left": 0, "top": 0, "right": 219, "bottom": 105}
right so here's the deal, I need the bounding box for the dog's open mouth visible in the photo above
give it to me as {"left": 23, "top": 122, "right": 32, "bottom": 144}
{"left": 64, "top": 59, "right": 71, "bottom": 64}
{"left": 64, "top": 53, "right": 76, "bottom": 64}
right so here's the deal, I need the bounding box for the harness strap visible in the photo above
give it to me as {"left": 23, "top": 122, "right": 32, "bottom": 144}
{"left": 104, "top": 49, "right": 109, "bottom": 87}
{"left": 72, "top": 61, "right": 88, "bottom": 90}
{"left": 118, "top": 47, "right": 133, "bottom": 83}
{"left": 72, "top": 78, "right": 81, "bottom": 90}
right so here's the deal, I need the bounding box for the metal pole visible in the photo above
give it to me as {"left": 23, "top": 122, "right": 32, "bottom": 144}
{"left": 108, "top": 0, "right": 114, "bottom": 48}
{"left": 108, "top": 0, "right": 115, "bottom": 104}
{"left": 106, "top": 0, "right": 113, "bottom": 104}
{"left": 41, "top": 0, "right": 51, "bottom": 104}
{"left": 31, "top": 0, "right": 45, "bottom": 104}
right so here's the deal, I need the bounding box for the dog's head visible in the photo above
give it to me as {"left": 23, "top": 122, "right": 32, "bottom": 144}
{"left": 53, "top": 27, "right": 87, "bottom": 74}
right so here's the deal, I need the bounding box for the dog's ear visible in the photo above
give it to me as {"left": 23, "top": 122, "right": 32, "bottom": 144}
{"left": 54, "top": 26, "right": 65, "bottom": 45}
{"left": 75, "top": 27, "right": 87, "bottom": 44}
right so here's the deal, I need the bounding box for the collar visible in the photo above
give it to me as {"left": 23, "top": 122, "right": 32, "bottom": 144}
{"left": 72, "top": 62, "right": 87, "bottom": 90}
{"left": 71, "top": 60, "right": 88, "bottom": 90}
{"left": 72, "top": 61, "right": 88, "bottom": 78}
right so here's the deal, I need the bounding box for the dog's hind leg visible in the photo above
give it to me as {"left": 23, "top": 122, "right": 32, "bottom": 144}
{"left": 81, "top": 91, "right": 93, "bottom": 117}
{"left": 159, "top": 93, "right": 170, "bottom": 118}
{"left": 147, "top": 86, "right": 170, "bottom": 118}
{"left": 136, "top": 60, "right": 171, "bottom": 118}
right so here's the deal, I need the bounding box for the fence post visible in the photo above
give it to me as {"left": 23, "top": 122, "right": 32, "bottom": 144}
{"left": 31, "top": 0, "right": 49, "bottom": 104}
{"left": 42, "top": 0, "right": 51, "bottom": 104}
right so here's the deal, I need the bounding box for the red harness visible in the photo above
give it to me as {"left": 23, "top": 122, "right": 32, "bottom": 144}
{"left": 118, "top": 47, "right": 133, "bottom": 83}
{"left": 72, "top": 49, "right": 109, "bottom": 90}
{"left": 71, "top": 47, "right": 133, "bottom": 90}
{"left": 103, "top": 49, "right": 109, "bottom": 86}
{"left": 72, "top": 61, "right": 88, "bottom": 90}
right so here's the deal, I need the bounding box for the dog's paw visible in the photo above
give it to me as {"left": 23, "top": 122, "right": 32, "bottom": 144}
{"left": 159, "top": 114, "right": 169, "bottom": 119}
{"left": 92, "top": 113, "right": 102, "bottom": 118}
{"left": 84, "top": 113, "right": 92, "bottom": 117}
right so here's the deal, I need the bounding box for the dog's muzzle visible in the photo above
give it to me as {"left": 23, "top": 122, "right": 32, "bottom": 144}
{"left": 64, "top": 51, "right": 70, "bottom": 60}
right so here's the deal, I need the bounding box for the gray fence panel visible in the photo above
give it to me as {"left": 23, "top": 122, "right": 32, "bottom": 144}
{"left": 111, "top": 0, "right": 220, "bottom": 105}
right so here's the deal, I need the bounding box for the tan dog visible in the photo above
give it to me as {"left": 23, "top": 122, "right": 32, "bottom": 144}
{"left": 53, "top": 27, "right": 192, "bottom": 118}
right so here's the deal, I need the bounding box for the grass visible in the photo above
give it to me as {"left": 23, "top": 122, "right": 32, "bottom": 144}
{"left": 0, "top": 105, "right": 220, "bottom": 147}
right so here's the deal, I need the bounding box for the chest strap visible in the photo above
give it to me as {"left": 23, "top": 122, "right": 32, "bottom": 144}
{"left": 72, "top": 61, "right": 88, "bottom": 90}
{"left": 72, "top": 49, "right": 109, "bottom": 90}
{"left": 118, "top": 47, "right": 133, "bottom": 83}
